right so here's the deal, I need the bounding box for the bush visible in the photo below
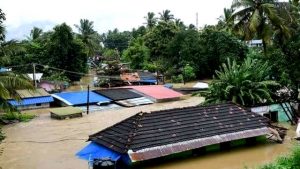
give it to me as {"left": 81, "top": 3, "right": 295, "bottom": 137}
{"left": 1, "top": 112, "right": 36, "bottom": 122}
{"left": 183, "top": 64, "right": 196, "bottom": 81}
{"left": 258, "top": 146, "right": 300, "bottom": 169}
{"left": 171, "top": 74, "right": 183, "bottom": 83}
{"left": 200, "top": 57, "right": 280, "bottom": 106}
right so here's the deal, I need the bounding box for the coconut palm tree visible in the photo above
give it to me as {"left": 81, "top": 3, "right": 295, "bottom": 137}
{"left": 75, "top": 19, "right": 101, "bottom": 57}
{"left": 144, "top": 12, "right": 157, "bottom": 28}
{"left": 29, "top": 27, "right": 43, "bottom": 40}
{"left": 0, "top": 9, "right": 6, "bottom": 42}
{"left": 231, "top": 0, "right": 290, "bottom": 54}
{"left": 159, "top": 10, "right": 174, "bottom": 22}
{"left": 218, "top": 8, "right": 234, "bottom": 32}
{"left": 0, "top": 72, "right": 33, "bottom": 112}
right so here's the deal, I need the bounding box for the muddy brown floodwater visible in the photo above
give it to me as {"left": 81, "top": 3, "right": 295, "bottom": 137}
{"left": 0, "top": 96, "right": 297, "bottom": 169}
{"left": 143, "top": 125, "right": 296, "bottom": 169}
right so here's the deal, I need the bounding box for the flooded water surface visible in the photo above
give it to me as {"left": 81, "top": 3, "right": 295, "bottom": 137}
{"left": 144, "top": 124, "right": 296, "bottom": 169}
{"left": 0, "top": 97, "right": 297, "bottom": 169}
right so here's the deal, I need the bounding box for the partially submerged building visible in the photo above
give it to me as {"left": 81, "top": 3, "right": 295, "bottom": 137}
{"left": 126, "top": 85, "right": 183, "bottom": 102}
{"left": 76, "top": 103, "right": 270, "bottom": 166}
{"left": 94, "top": 88, "right": 153, "bottom": 107}
{"left": 52, "top": 91, "right": 111, "bottom": 106}
{"left": 8, "top": 88, "right": 54, "bottom": 110}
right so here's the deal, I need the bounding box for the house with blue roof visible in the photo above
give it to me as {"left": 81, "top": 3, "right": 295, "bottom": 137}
{"left": 52, "top": 91, "right": 111, "bottom": 106}
{"left": 8, "top": 88, "right": 54, "bottom": 110}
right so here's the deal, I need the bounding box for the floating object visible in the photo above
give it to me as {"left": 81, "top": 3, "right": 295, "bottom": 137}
{"left": 193, "top": 82, "right": 209, "bottom": 89}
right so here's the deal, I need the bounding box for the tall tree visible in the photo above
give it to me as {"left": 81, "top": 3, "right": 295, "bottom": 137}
{"left": 47, "top": 23, "right": 87, "bottom": 81}
{"left": 0, "top": 9, "right": 6, "bottom": 42}
{"left": 231, "top": 0, "right": 290, "bottom": 54}
{"left": 29, "top": 27, "right": 43, "bottom": 40}
{"left": 75, "top": 19, "right": 101, "bottom": 57}
{"left": 159, "top": 10, "right": 174, "bottom": 22}
{"left": 217, "top": 8, "right": 234, "bottom": 32}
{"left": 144, "top": 12, "right": 157, "bottom": 28}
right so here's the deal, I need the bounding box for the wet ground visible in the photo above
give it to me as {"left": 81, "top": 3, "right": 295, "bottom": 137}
{"left": 0, "top": 97, "right": 204, "bottom": 169}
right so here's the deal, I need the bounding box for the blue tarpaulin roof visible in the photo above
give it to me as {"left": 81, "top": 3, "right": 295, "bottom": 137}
{"left": 8, "top": 96, "right": 54, "bottom": 106}
{"left": 52, "top": 91, "right": 111, "bottom": 106}
{"left": 138, "top": 80, "right": 157, "bottom": 84}
{"left": 76, "top": 142, "right": 121, "bottom": 161}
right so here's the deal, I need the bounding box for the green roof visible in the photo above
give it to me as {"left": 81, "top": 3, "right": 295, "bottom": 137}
{"left": 50, "top": 107, "right": 83, "bottom": 116}
{"left": 16, "top": 88, "right": 50, "bottom": 98}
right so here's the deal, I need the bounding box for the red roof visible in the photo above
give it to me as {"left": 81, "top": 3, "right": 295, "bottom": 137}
{"left": 125, "top": 85, "right": 183, "bottom": 100}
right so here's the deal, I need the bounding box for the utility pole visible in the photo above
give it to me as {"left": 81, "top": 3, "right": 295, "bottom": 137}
{"left": 33, "top": 63, "right": 37, "bottom": 88}
{"left": 196, "top": 12, "right": 199, "bottom": 29}
{"left": 87, "top": 85, "right": 90, "bottom": 115}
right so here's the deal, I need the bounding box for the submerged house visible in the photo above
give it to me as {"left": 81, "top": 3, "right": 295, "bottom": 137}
{"left": 8, "top": 88, "right": 54, "bottom": 110}
{"left": 51, "top": 91, "right": 120, "bottom": 112}
{"left": 77, "top": 103, "right": 270, "bottom": 166}
{"left": 126, "top": 85, "right": 183, "bottom": 102}
{"left": 52, "top": 91, "right": 111, "bottom": 106}
{"left": 94, "top": 88, "right": 153, "bottom": 107}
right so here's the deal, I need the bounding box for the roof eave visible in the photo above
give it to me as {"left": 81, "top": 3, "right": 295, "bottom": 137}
{"left": 128, "top": 127, "right": 270, "bottom": 162}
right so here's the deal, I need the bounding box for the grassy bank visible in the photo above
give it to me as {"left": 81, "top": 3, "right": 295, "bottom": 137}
{"left": 257, "top": 145, "right": 300, "bottom": 169}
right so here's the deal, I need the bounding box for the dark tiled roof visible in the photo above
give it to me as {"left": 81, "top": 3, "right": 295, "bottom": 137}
{"left": 94, "top": 89, "right": 143, "bottom": 101}
{"left": 89, "top": 103, "right": 269, "bottom": 157}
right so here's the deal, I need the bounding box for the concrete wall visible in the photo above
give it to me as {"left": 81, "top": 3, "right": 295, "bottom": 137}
{"left": 17, "top": 103, "right": 50, "bottom": 110}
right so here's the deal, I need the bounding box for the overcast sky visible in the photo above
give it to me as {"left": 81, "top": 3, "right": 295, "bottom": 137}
{"left": 1, "top": 0, "right": 233, "bottom": 40}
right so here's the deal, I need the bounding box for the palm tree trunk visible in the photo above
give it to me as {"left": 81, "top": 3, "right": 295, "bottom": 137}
{"left": 262, "top": 39, "right": 267, "bottom": 56}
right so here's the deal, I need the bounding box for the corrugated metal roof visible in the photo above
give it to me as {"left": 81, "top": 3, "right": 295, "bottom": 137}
{"left": 94, "top": 88, "right": 143, "bottom": 101}
{"left": 52, "top": 91, "right": 111, "bottom": 106}
{"left": 78, "top": 104, "right": 121, "bottom": 112}
{"left": 8, "top": 96, "right": 54, "bottom": 106}
{"left": 116, "top": 97, "right": 154, "bottom": 107}
{"left": 126, "top": 85, "right": 183, "bottom": 100}
{"left": 16, "top": 88, "right": 50, "bottom": 98}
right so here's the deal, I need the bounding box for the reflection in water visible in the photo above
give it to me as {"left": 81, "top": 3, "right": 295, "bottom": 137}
{"left": 140, "top": 124, "right": 296, "bottom": 169}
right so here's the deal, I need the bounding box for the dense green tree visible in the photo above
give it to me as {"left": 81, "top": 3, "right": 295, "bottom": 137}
{"left": 122, "top": 37, "right": 150, "bottom": 69}
{"left": 47, "top": 23, "right": 87, "bottom": 81}
{"left": 231, "top": 0, "right": 290, "bottom": 54}
{"left": 144, "top": 21, "right": 179, "bottom": 74}
{"left": 29, "top": 27, "right": 43, "bottom": 41}
{"left": 159, "top": 10, "right": 174, "bottom": 22}
{"left": 144, "top": 12, "right": 157, "bottom": 28}
{"left": 75, "top": 19, "right": 101, "bottom": 57}
{"left": 102, "top": 28, "right": 132, "bottom": 54}
{"left": 197, "top": 28, "right": 248, "bottom": 78}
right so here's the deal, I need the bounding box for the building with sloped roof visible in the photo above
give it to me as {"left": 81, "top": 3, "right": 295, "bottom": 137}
{"left": 52, "top": 91, "right": 111, "bottom": 106}
{"left": 94, "top": 88, "right": 153, "bottom": 107}
{"left": 76, "top": 103, "right": 270, "bottom": 166}
{"left": 8, "top": 88, "right": 54, "bottom": 110}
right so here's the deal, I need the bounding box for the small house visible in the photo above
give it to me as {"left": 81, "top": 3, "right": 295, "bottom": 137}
{"left": 76, "top": 103, "right": 269, "bottom": 167}
{"left": 94, "top": 88, "right": 153, "bottom": 107}
{"left": 8, "top": 88, "right": 54, "bottom": 110}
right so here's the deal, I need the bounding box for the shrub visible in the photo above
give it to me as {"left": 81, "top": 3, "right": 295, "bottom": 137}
{"left": 200, "top": 57, "right": 280, "bottom": 106}
{"left": 171, "top": 74, "right": 183, "bottom": 83}
{"left": 1, "top": 112, "right": 36, "bottom": 122}
{"left": 183, "top": 64, "right": 196, "bottom": 82}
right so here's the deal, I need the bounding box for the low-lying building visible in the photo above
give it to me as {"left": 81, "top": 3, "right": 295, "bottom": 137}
{"left": 8, "top": 88, "right": 54, "bottom": 110}
{"left": 76, "top": 103, "right": 270, "bottom": 166}
{"left": 94, "top": 88, "right": 153, "bottom": 107}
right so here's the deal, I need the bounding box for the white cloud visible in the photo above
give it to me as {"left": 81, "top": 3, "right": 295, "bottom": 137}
{"left": 1, "top": 0, "right": 233, "bottom": 39}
